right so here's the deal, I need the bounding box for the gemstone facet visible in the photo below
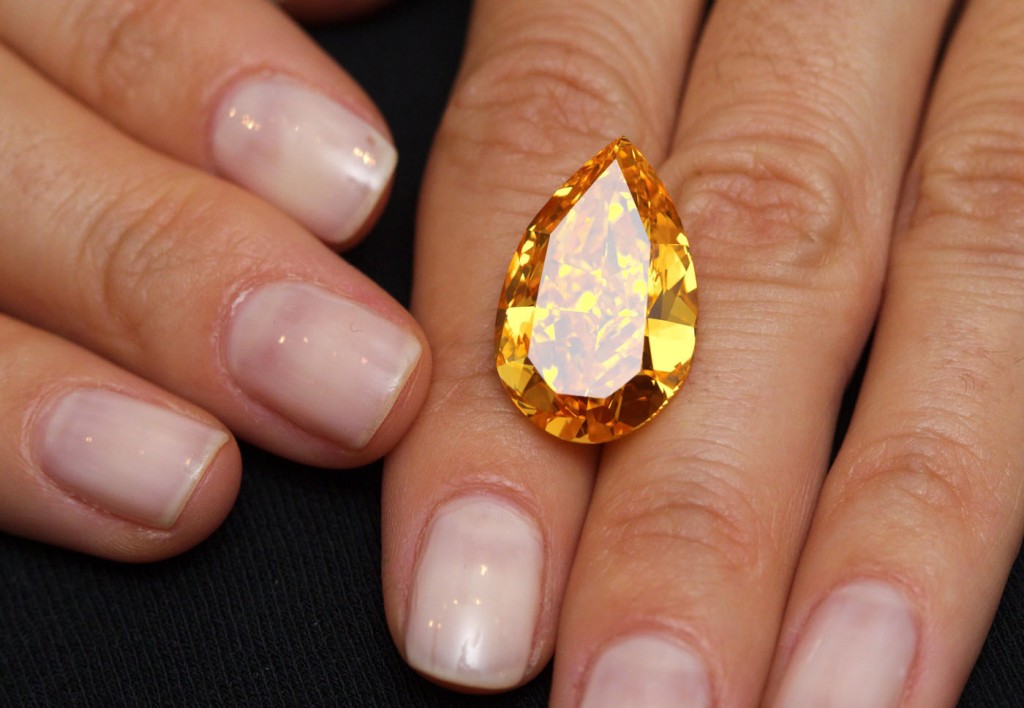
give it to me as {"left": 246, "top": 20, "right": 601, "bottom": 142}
{"left": 495, "top": 137, "right": 698, "bottom": 443}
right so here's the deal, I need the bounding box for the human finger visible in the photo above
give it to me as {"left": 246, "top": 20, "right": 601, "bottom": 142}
{"left": 382, "top": 0, "right": 704, "bottom": 690}
{"left": 545, "top": 0, "right": 956, "bottom": 704}
{"left": 0, "top": 0, "right": 396, "bottom": 248}
{"left": 279, "top": 0, "right": 393, "bottom": 24}
{"left": 0, "top": 316, "right": 240, "bottom": 562}
{"left": 765, "top": 2, "right": 1024, "bottom": 705}
{"left": 0, "top": 45, "right": 429, "bottom": 468}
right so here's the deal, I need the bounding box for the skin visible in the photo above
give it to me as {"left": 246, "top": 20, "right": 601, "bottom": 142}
{"left": 0, "top": 0, "right": 431, "bottom": 559}
{"left": 383, "top": 0, "right": 1024, "bottom": 705}
{"left": 0, "top": 0, "right": 1021, "bottom": 705}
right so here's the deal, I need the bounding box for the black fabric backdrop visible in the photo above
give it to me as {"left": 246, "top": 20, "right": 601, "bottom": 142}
{"left": 1, "top": 2, "right": 1022, "bottom": 706}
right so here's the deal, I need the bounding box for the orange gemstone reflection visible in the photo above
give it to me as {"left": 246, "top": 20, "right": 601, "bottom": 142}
{"left": 495, "top": 137, "right": 698, "bottom": 443}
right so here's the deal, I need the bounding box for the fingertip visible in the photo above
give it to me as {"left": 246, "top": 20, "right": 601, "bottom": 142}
{"left": 52, "top": 420, "right": 243, "bottom": 565}
{"left": 329, "top": 175, "right": 395, "bottom": 254}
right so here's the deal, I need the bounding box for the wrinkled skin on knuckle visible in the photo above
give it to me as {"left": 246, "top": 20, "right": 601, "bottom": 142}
{"left": 907, "top": 18, "right": 1024, "bottom": 229}
{"left": 673, "top": 137, "right": 852, "bottom": 268}
{"left": 435, "top": 32, "right": 659, "bottom": 200}
{"left": 657, "top": 114, "right": 884, "bottom": 347}
{"left": 594, "top": 464, "right": 770, "bottom": 581}
{"left": 67, "top": 0, "right": 192, "bottom": 110}
{"left": 911, "top": 122, "right": 1024, "bottom": 239}
{"left": 835, "top": 429, "right": 1008, "bottom": 544}
{"left": 76, "top": 176, "right": 240, "bottom": 360}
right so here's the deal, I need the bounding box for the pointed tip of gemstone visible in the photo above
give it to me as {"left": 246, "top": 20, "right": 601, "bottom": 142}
{"left": 495, "top": 138, "right": 698, "bottom": 443}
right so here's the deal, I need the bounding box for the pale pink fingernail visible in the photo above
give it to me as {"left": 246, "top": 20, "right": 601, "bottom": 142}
{"left": 405, "top": 496, "right": 543, "bottom": 690}
{"left": 775, "top": 581, "right": 918, "bottom": 708}
{"left": 39, "top": 390, "right": 229, "bottom": 528}
{"left": 581, "top": 634, "right": 712, "bottom": 708}
{"left": 212, "top": 76, "right": 396, "bottom": 246}
{"left": 228, "top": 282, "right": 421, "bottom": 449}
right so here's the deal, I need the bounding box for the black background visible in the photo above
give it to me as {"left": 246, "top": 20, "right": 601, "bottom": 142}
{"left": 1, "top": 1, "right": 1021, "bottom": 705}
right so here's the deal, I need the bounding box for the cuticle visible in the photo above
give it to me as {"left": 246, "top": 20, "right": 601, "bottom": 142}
{"left": 791, "top": 572, "right": 923, "bottom": 643}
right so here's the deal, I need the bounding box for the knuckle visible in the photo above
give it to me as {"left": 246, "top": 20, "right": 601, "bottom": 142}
{"left": 76, "top": 176, "right": 228, "bottom": 351}
{"left": 69, "top": 0, "right": 187, "bottom": 107}
{"left": 598, "top": 462, "right": 766, "bottom": 577}
{"left": 438, "top": 35, "right": 656, "bottom": 191}
{"left": 839, "top": 429, "right": 1003, "bottom": 535}
{"left": 667, "top": 118, "right": 876, "bottom": 329}
{"left": 668, "top": 109, "right": 868, "bottom": 293}
{"left": 912, "top": 122, "right": 1024, "bottom": 242}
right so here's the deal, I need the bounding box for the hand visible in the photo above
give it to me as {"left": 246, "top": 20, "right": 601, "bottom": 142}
{"left": 382, "top": 0, "right": 1024, "bottom": 705}
{"left": 0, "top": 0, "right": 429, "bottom": 560}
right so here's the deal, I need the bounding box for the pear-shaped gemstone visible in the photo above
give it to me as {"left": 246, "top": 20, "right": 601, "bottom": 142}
{"left": 495, "top": 137, "right": 697, "bottom": 443}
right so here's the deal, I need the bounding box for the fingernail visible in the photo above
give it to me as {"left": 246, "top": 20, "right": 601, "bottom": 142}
{"left": 212, "top": 76, "right": 397, "bottom": 246}
{"left": 39, "top": 389, "right": 229, "bottom": 528}
{"left": 775, "top": 580, "right": 917, "bottom": 708}
{"left": 228, "top": 282, "right": 421, "bottom": 449}
{"left": 580, "top": 634, "right": 711, "bottom": 708}
{"left": 405, "top": 496, "right": 543, "bottom": 689}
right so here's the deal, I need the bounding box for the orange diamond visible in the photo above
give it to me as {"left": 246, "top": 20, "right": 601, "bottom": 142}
{"left": 495, "top": 137, "right": 698, "bottom": 443}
